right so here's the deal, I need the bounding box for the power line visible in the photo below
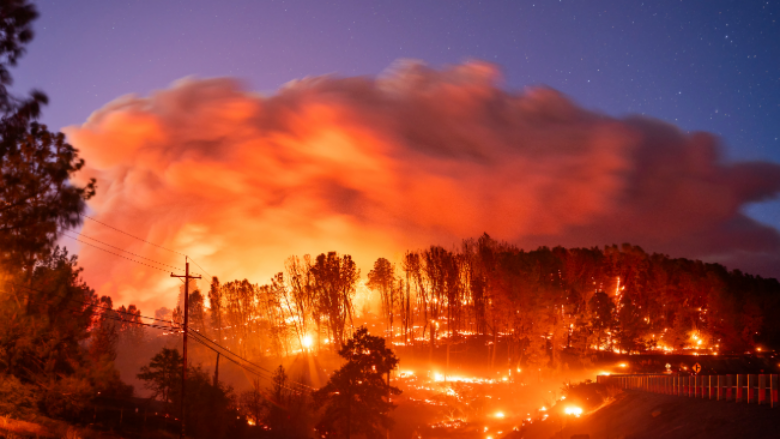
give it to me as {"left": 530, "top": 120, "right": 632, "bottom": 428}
{"left": 76, "top": 218, "right": 206, "bottom": 277}
{"left": 75, "top": 297, "right": 181, "bottom": 327}
{"left": 83, "top": 215, "right": 187, "bottom": 257}
{"left": 64, "top": 231, "right": 186, "bottom": 273}
{"left": 187, "top": 329, "right": 314, "bottom": 391}
{"left": 68, "top": 307, "right": 181, "bottom": 332}
{"left": 188, "top": 332, "right": 311, "bottom": 394}
{"left": 11, "top": 282, "right": 183, "bottom": 328}
{"left": 64, "top": 235, "right": 180, "bottom": 274}
{"left": 188, "top": 258, "right": 213, "bottom": 280}
{"left": 14, "top": 282, "right": 312, "bottom": 392}
{"left": 187, "top": 330, "right": 276, "bottom": 376}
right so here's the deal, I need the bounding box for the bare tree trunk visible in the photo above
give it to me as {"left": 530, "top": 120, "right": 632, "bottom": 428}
{"left": 406, "top": 271, "right": 411, "bottom": 345}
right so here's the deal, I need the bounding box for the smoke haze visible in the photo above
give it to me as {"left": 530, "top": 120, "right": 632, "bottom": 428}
{"left": 64, "top": 61, "right": 780, "bottom": 311}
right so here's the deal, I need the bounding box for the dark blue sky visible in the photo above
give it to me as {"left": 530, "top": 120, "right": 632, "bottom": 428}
{"left": 12, "top": 0, "right": 780, "bottom": 228}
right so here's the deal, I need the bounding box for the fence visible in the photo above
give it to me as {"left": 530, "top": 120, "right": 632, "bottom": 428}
{"left": 596, "top": 373, "right": 780, "bottom": 407}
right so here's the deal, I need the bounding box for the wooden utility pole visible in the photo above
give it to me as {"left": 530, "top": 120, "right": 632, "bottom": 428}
{"left": 171, "top": 257, "right": 201, "bottom": 439}
{"left": 213, "top": 352, "right": 220, "bottom": 387}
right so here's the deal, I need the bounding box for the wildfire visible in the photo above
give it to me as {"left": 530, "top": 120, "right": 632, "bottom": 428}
{"left": 432, "top": 372, "right": 495, "bottom": 384}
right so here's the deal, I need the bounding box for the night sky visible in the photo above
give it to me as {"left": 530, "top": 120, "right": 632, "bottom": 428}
{"left": 13, "top": 0, "right": 780, "bottom": 237}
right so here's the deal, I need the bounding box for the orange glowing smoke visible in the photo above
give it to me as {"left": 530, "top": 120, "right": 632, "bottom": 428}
{"left": 64, "top": 60, "right": 780, "bottom": 311}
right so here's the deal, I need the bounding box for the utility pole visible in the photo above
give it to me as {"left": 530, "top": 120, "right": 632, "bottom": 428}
{"left": 171, "top": 257, "right": 201, "bottom": 439}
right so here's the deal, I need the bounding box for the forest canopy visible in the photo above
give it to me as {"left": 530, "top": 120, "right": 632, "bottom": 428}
{"left": 199, "top": 235, "right": 780, "bottom": 372}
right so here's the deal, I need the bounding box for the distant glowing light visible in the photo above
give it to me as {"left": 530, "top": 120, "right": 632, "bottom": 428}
{"left": 564, "top": 406, "right": 583, "bottom": 417}
{"left": 539, "top": 406, "right": 547, "bottom": 412}
{"left": 495, "top": 411, "right": 505, "bottom": 419}
{"left": 302, "top": 335, "right": 313, "bottom": 349}
{"left": 598, "top": 372, "right": 611, "bottom": 376}
{"left": 619, "top": 363, "right": 627, "bottom": 368}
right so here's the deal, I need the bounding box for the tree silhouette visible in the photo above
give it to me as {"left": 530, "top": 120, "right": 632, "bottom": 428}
{"left": 311, "top": 252, "right": 359, "bottom": 348}
{"left": 367, "top": 257, "right": 395, "bottom": 340}
{"left": 88, "top": 296, "right": 119, "bottom": 362}
{"left": 588, "top": 291, "right": 615, "bottom": 351}
{"left": 137, "top": 347, "right": 183, "bottom": 404}
{"left": 0, "top": 247, "right": 97, "bottom": 379}
{"left": 239, "top": 378, "right": 264, "bottom": 426}
{"left": 313, "top": 327, "right": 400, "bottom": 439}
{"left": 0, "top": 0, "right": 95, "bottom": 270}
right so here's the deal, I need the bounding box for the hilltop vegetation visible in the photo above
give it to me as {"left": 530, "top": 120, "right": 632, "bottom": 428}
{"left": 200, "top": 235, "right": 780, "bottom": 372}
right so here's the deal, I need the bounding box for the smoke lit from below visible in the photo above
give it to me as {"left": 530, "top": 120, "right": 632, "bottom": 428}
{"left": 64, "top": 60, "right": 780, "bottom": 312}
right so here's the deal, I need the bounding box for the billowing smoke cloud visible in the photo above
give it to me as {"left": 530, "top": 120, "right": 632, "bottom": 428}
{"left": 65, "top": 61, "right": 780, "bottom": 311}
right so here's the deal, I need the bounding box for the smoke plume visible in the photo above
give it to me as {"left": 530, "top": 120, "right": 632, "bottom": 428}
{"left": 65, "top": 61, "right": 780, "bottom": 311}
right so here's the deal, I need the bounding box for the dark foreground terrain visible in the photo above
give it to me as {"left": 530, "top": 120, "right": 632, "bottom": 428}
{"left": 521, "top": 390, "right": 780, "bottom": 439}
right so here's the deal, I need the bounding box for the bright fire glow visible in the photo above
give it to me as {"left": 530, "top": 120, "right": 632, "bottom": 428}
{"left": 494, "top": 411, "right": 505, "bottom": 419}
{"left": 564, "top": 406, "right": 583, "bottom": 417}
{"left": 302, "top": 335, "right": 313, "bottom": 349}
{"left": 433, "top": 373, "right": 494, "bottom": 384}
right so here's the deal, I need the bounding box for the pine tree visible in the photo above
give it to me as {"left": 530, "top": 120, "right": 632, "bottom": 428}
{"left": 137, "top": 347, "right": 183, "bottom": 404}
{"left": 313, "top": 327, "right": 400, "bottom": 439}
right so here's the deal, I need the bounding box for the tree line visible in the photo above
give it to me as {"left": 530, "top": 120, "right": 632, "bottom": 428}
{"left": 190, "top": 235, "right": 779, "bottom": 372}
